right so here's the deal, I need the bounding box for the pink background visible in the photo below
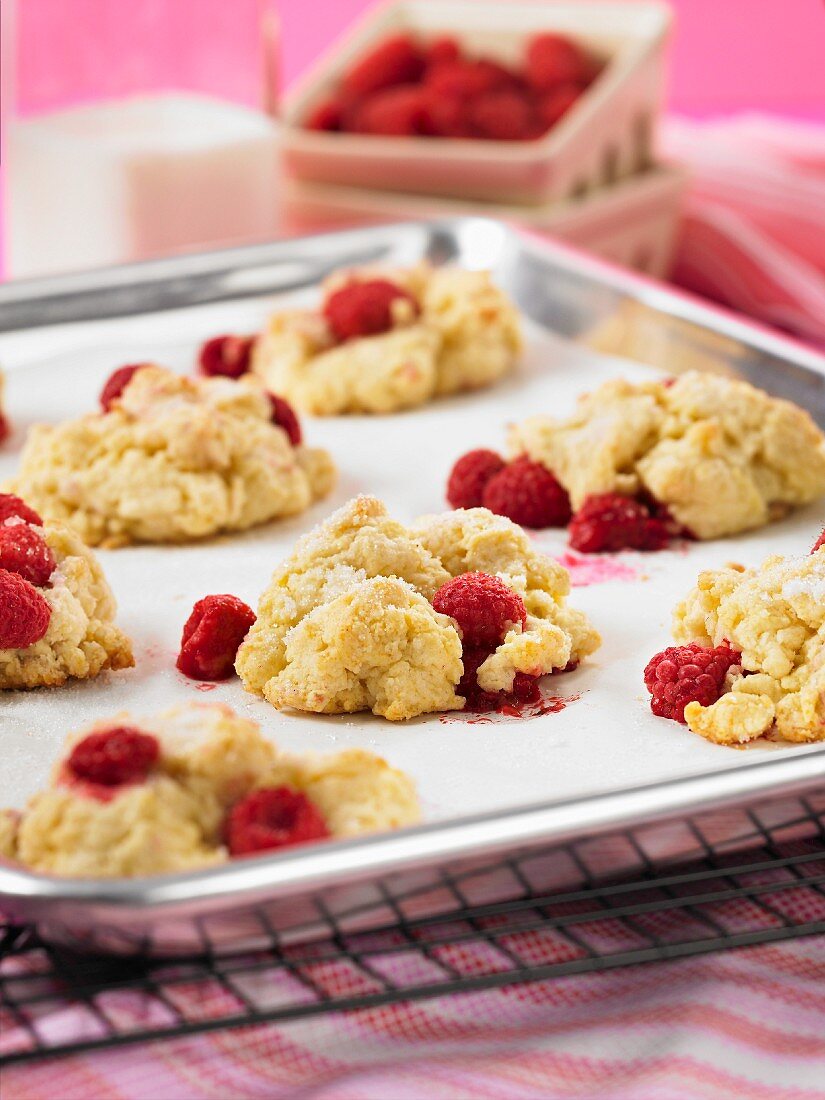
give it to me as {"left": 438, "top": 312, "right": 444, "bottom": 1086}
{"left": 13, "top": 0, "right": 825, "bottom": 119}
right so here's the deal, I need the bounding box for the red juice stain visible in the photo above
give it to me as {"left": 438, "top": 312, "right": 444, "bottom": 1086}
{"left": 56, "top": 765, "right": 131, "bottom": 803}
{"left": 195, "top": 682, "right": 218, "bottom": 692}
{"left": 440, "top": 689, "right": 581, "bottom": 725}
{"left": 554, "top": 551, "right": 638, "bottom": 587}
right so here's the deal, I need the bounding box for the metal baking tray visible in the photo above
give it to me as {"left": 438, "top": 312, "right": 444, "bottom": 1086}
{"left": 0, "top": 218, "right": 824, "bottom": 956}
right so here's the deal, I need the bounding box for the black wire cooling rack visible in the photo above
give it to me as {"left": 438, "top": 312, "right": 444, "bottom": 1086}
{"left": 2, "top": 790, "right": 824, "bottom": 1066}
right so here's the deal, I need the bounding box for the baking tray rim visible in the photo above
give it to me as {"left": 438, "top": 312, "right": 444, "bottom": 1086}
{"left": 0, "top": 217, "right": 824, "bottom": 922}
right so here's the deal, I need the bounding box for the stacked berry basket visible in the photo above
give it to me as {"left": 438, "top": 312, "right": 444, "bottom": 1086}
{"left": 281, "top": 0, "right": 687, "bottom": 277}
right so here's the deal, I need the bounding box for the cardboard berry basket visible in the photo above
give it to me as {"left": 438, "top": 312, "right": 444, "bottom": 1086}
{"left": 0, "top": 219, "right": 823, "bottom": 957}
{"left": 281, "top": 0, "right": 672, "bottom": 204}
{"left": 282, "top": 163, "right": 689, "bottom": 278}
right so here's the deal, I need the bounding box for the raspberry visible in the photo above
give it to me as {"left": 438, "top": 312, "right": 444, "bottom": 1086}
{"left": 568, "top": 494, "right": 671, "bottom": 553}
{"left": 342, "top": 33, "right": 425, "bottom": 99}
{"left": 226, "top": 787, "right": 330, "bottom": 856}
{"left": 100, "top": 363, "right": 148, "bottom": 412}
{"left": 525, "top": 33, "right": 592, "bottom": 93}
{"left": 269, "top": 394, "right": 302, "bottom": 447}
{"left": 433, "top": 571, "right": 526, "bottom": 648}
{"left": 812, "top": 528, "right": 825, "bottom": 554}
{"left": 644, "top": 643, "right": 740, "bottom": 723}
{"left": 305, "top": 98, "right": 343, "bottom": 132}
{"left": 198, "top": 334, "right": 256, "bottom": 379}
{"left": 426, "top": 58, "right": 515, "bottom": 100}
{"left": 351, "top": 85, "right": 429, "bottom": 136}
{"left": 0, "top": 569, "right": 51, "bottom": 649}
{"left": 177, "top": 594, "right": 256, "bottom": 681}
{"left": 458, "top": 645, "right": 541, "bottom": 712}
{"left": 537, "top": 83, "right": 581, "bottom": 131}
{"left": 0, "top": 494, "right": 42, "bottom": 526}
{"left": 481, "top": 457, "right": 572, "bottom": 528}
{"left": 446, "top": 449, "right": 506, "bottom": 509}
{"left": 425, "top": 36, "right": 461, "bottom": 68}
{"left": 470, "top": 90, "right": 535, "bottom": 140}
{"left": 420, "top": 90, "right": 472, "bottom": 138}
{"left": 323, "top": 279, "right": 419, "bottom": 342}
{"left": 0, "top": 523, "right": 56, "bottom": 587}
{"left": 67, "top": 726, "right": 160, "bottom": 786}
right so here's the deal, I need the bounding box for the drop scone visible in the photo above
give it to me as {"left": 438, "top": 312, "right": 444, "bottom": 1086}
{"left": 0, "top": 703, "right": 419, "bottom": 876}
{"left": 251, "top": 263, "right": 522, "bottom": 415}
{"left": 644, "top": 531, "right": 825, "bottom": 745}
{"left": 0, "top": 492, "right": 132, "bottom": 689}
{"left": 449, "top": 371, "right": 825, "bottom": 551}
{"left": 6, "top": 364, "right": 335, "bottom": 547}
{"left": 236, "top": 495, "right": 600, "bottom": 721}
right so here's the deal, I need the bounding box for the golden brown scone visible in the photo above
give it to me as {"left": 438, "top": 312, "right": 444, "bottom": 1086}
{"left": 672, "top": 546, "right": 825, "bottom": 744}
{"left": 0, "top": 703, "right": 420, "bottom": 877}
{"left": 6, "top": 365, "right": 335, "bottom": 546}
{"left": 236, "top": 496, "right": 600, "bottom": 721}
{"left": 509, "top": 372, "right": 825, "bottom": 540}
{"left": 0, "top": 519, "right": 133, "bottom": 690}
{"left": 252, "top": 264, "right": 522, "bottom": 415}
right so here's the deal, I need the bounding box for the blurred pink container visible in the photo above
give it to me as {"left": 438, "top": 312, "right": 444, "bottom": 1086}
{"left": 282, "top": 0, "right": 672, "bottom": 204}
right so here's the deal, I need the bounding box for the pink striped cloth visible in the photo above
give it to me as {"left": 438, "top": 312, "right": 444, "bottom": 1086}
{"left": 3, "top": 936, "right": 823, "bottom": 1099}
{"left": 663, "top": 114, "right": 825, "bottom": 346}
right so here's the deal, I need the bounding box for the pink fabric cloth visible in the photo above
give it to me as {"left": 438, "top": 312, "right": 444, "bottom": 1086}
{"left": 3, "top": 937, "right": 823, "bottom": 1099}
{"left": 663, "top": 115, "right": 825, "bottom": 346}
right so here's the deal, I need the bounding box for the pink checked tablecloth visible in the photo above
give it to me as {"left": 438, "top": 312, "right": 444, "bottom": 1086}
{"left": 3, "top": 115, "right": 825, "bottom": 1099}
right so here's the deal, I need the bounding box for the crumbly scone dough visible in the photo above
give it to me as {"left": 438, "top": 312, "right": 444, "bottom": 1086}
{"left": 0, "top": 519, "right": 133, "bottom": 689}
{"left": 6, "top": 365, "right": 336, "bottom": 547}
{"left": 236, "top": 496, "right": 600, "bottom": 721}
{"left": 509, "top": 371, "right": 825, "bottom": 540}
{"left": 0, "top": 703, "right": 420, "bottom": 876}
{"left": 672, "top": 548, "right": 825, "bottom": 745}
{"left": 252, "top": 265, "right": 523, "bottom": 415}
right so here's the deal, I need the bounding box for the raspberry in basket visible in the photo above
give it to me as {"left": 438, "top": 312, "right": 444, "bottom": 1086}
{"left": 0, "top": 493, "right": 42, "bottom": 527}
{"left": 446, "top": 449, "right": 506, "bottom": 509}
{"left": 269, "top": 394, "right": 302, "bottom": 447}
{"left": 351, "top": 85, "right": 429, "bottom": 136}
{"left": 469, "top": 89, "right": 535, "bottom": 141}
{"left": 198, "top": 334, "right": 256, "bottom": 379}
{"left": 177, "top": 594, "right": 256, "bottom": 681}
{"left": 525, "top": 33, "right": 592, "bottom": 92}
{"left": 323, "top": 279, "right": 419, "bottom": 342}
{"left": 67, "top": 726, "right": 160, "bottom": 786}
{"left": 0, "top": 523, "right": 56, "bottom": 587}
{"left": 812, "top": 528, "right": 825, "bottom": 554}
{"left": 342, "top": 33, "right": 425, "bottom": 99}
{"left": 537, "top": 83, "right": 581, "bottom": 129}
{"left": 433, "top": 571, "right": 527, "bottom": 648}
{"left": 0, "top": 568, "right": 52, "bottom": 649}
{"left": 305, "top": 98, "right": 344, "bottom": 132}
{"left": 481, "top": 456, "right": 572, "bottom": 528}
{"left": 225, "top": 787, "right": 330, "bottom": 856}
{"left": 99, "top": 363, "right": 148, "bottom": 412}
{"left": 644, "top": 643, "right": 740, "bottom": 723}
{"left": 568, "top": 493, "right": 671, "bottom": 553}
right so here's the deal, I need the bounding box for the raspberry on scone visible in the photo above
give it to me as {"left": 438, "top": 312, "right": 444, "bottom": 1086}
{"left": 644, "top": 643, "right": 740, "bottom": 723}
{"left": 0, "top": 703, "right": 420, "bottom": 876}
{"left": 649, "top": 542, "right": 825, "bottom": 746}
{"left": 0, "top": 496, "right": 133, "bottom": 689}
{"left": 481, "top": 456, "right": 572, "bottom": 529}
{"left": 251, "top": 264, "right": 522, "bottom": 415}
